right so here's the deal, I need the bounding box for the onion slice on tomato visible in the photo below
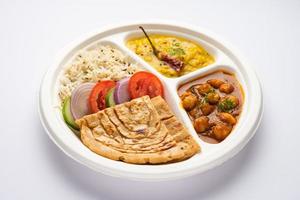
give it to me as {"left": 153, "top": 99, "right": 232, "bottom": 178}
{"left": 70, "top": 83, "right": 95, "bottom": 120}
{"left": 114, "top": 77, "right": 130, "bottom": 104}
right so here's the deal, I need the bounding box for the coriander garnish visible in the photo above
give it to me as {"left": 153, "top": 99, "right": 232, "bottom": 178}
{"left": 218, "top": 98, "right": 236, "bottom": 112}
{"left": 168, "top": 48, "right": 185, "bottom": 56}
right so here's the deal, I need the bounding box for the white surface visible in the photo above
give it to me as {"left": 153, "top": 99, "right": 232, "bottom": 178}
{"left": 0, "top": 0, "right": 299, "bottom": 199}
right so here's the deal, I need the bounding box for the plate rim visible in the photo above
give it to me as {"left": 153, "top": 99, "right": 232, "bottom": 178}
{"left": 38, "top": 20, "right": 263, "bottom": 181}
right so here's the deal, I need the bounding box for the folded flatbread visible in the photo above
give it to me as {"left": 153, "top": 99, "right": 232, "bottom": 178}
{"left": 76, "top": 95, "right": 200, "bottom": 164}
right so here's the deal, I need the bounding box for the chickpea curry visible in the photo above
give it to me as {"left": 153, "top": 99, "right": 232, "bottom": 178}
{"left": 126, "top": 34, "right": 214, "bottom": 78}
{"left": 178, "top": 71, "right": 243, "bottom": 143}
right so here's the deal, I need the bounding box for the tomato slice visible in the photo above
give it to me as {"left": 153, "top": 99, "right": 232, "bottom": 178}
{"left": 89, "top": 80, "right": 116, "bottom": 113}
{"left": 128, "top": 71, "right": 164, "bottom": 99}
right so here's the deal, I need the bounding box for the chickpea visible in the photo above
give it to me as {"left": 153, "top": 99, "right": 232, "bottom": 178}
{"left": 189, "top": 107, "right": 199, "bottom": 119}
{"left": 218, "top": 95, "right": 239, "bottom": 112}
{"left": 196, "top": 83, "right": 212, "bottom": 95}
{"left": 207, "top": 79, "right": 224, "bottom": 88}
{"left": 226, "top": 95, "right": 239, "bottom": 107}
{"left": 181, "top": 92, "right": 198, "bottom": 111}
{"left": 200, "top": 103, "right": 215, "bottom": 115}
{"left": 219, "top": 83, "right": 234, "bottom": 94}
{"left": 218, "top": 112, "right": 237, "bottom": 125}
{"left": 212, "top": 123, "right": 232, "bottom": 141}
{"left": 194, "top": 116, "right": 209, "bottom": 133}
{"left": 206, "top": 92, "right": 220, "bottom": 104}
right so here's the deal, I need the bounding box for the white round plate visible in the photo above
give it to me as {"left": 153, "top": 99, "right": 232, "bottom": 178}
{"left": 39, "top": 22, "right": 263, "bottom": 181}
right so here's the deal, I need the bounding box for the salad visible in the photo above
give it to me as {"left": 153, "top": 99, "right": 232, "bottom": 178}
{"left": 62, "top": 71, "right": 164, "bottom": 130}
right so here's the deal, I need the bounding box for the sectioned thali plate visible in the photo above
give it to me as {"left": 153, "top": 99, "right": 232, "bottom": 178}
{"left": 38, "top": 22, "right": 263, "bottom": 181}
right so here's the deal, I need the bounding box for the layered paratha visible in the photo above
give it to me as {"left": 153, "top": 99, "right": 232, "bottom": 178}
{"left": 76, "top": 96, "right": 200, "bottom": 164}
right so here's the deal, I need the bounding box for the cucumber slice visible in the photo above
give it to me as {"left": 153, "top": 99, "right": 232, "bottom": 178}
{"left": 105, "top": 87, "right": 116, "bottom": 107}
{"left": 62, "top": 97, "right": 79, "bottom": 130}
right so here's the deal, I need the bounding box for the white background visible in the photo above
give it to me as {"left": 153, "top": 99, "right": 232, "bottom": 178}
{"left": 1, "top": 0, "right": 299, "bottom": 199}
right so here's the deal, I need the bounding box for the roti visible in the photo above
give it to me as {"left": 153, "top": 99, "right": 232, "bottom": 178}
{"left": 76, "top": 96, "right": 200, "bottom": 164}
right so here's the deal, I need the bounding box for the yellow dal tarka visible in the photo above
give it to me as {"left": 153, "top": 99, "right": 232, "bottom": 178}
{"left": 127, "top": 35, "right": 214, "bottom": 78}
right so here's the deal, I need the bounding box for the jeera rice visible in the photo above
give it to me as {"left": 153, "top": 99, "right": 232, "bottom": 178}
{"left": 59, "top": 44, "right": 141, "bottom": 102}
